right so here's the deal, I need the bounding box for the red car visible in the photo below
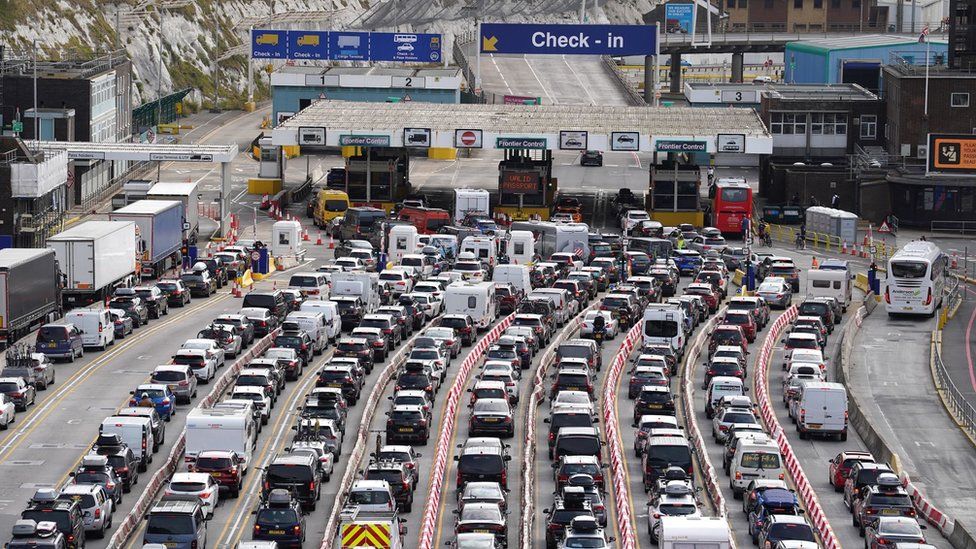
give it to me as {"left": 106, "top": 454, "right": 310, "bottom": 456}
{"left": 708, "top": 325, "right": 747, "bottom": 357}
{"left": 828, "top": 451, "right": 875, "bottom": 490}
{"left": 684, "top": 283, "right": 719, "bottom": 313}
{"left": 722, "top": 310, "right": 757, "bottom": 342}
{"left": 189, "top": 450, "right": 245, "bottom": 498}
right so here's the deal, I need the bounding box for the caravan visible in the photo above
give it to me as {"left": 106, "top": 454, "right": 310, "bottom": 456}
{"left": 454, "top": 188, "right": 491, "bottom": 222}
{"left": 461, "top": 236, "right": 499, "bottom": 267}
{"left": 510, "top": 221, "right": 589, "bottom": 260}
{"left": 184, "top": 407, "right": 256, "bottom": 473}
{"left": 806, "top": 269, "right": 853, "bottom": 312}
{"left": 444, "top": 282, "right": 496, "bottom": 330}
{"left": 388, "top": 225, "right": 421, "bottom": 264}
{"left": 506, "top": 230, "right": 536, "bottom": 265}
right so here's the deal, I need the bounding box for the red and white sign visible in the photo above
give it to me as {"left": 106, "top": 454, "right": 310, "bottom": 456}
{"left": 878, "top": 221, "right": 892, "bottom": 233}
{"left": 455, "top": 129, "right": 483, "bottom": 149}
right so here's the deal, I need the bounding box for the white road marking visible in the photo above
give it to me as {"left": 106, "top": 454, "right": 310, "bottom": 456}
{"left": 490, "top": 54, "right": 513, "bottom": 95}
{"left": 523, "top": 55, "right": 555, "bottom": 104}
{"left": 562, "top": 55, "right": 597, "bottom": 105}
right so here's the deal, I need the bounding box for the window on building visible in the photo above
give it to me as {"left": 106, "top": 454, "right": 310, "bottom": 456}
{"left": 739, "top": 0, "right": 747, "bottom": 6}
{"left": 771, "top": 112, "right": 810, "bottom": 135}
{"left": 728, "top": 0, "right": 735, "bottom": 7}
{"left": 951, "top": 92, "right": 970, "bottom": 107}
{"left": 852, "top": 0, "right": 860, "bottom": 7}
{"left": 794, "top": 0, "right": 803, "bottom": 7}
{"left": 765, "top": 0, "right": 774, "bottom": 7}
{"left": 814, "top": 0, "right": 823, "bottom": 8}
{"left": 810, "top": 112, "right": 848, "bottom": 135}
{"left": 831, "top": 0, "right": 840, "bottom": 6}
{"left": 860, "top": 115, "right": 877, "bottom": 139}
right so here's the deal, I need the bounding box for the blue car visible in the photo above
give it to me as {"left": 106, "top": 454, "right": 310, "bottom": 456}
{"left": 129, "top": 383, "right": 177, "bottom": 421}
{"left": 34, "top": 323, "right": 85, "bottom": 362}
{"left": 672, "top": 250, "right": 703, "bottom": 275}
{"left": 748, "top": 487, "right": 801, "bottom": 542}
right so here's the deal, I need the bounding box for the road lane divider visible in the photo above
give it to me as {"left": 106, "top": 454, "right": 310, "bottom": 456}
{"left": 106, "top": 328, "right": 279, "bottom": 548}
{"left": 601, "top": 321, "right": 642, "bottom": 549}
{"left": 679, "top": 312, "right": 734, "bottom": 520}
{"left": 0, "top": 292, "right": 233, "bottom": 461}
{"left": 519, "top": 304, "right": 597, "bottom": 548}
{"left": 320, "top": 323, "right": 433, "bottom": 549}
{"left": 754, "top": 305, "right": 840, "bottom": 549}
{"left": 418, "top": 315, "right": 514, "bottom": 549}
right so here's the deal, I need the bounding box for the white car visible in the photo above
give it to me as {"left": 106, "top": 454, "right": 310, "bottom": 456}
{"left": 397, "top": 43, "right": 414, "bottom": 52}
{"left": 59, "top": 483, "right": 113, "bottom": 537}
{"left": 407, "top": 292, "right": 442, "bottom": 317}
{"left": 579, "top": 311, "right": 619, "bottom": 338}
{"left": 712, "top": 406, "right": 759, "bottom": 442}
{"left": 551, "top": 390, "right": 595, "bottom": 416}
{"left": 181, "top": 339, "right": 226, "bottom": 366}
{"left": 334, "top": 257, "right": 364, "bottom": 272}
{"left": 0, "top": 394, "right": 15, "bottom": 429}
{"left": 229, "top": 386, "right": 272, "bottom": 424}
{"left": 165, "top": 472, "right": 220, "bottom": 517}
{"left": 172, "top": 348, "right": 218, "bottom": 384}
{"left": 423, "top": 327, "right": 461, "bottom": 358}
{"left": 289, "top": 440, "right": 335, "bottom": 480}
{"left": 621, "top": 209, "right": 650, "bottom": 232}
{"left": 647, "top": 481, "right": 701, "bottom": 542}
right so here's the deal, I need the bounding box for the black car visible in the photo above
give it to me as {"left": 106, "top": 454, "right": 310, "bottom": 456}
{"left": 395, "top": 366, "right": 435, "bottom": 400}
{"left": 633, "top": 386, "right": 676, "bottom": 422}
{"left": 335, "top": 338, "right": 376, "bottom": 375}
{"left": 580, "top": 150, "right": 603, "bottom": 167}
{"left": 213, "top": 315, "right": 256, "bottom": 346}
{"left": 333, "top": 297, "right": 365, "bottom": 331}
{"left": 455, "top": 445, "right": 511, "bottom": 490}
{"left": 252, "top": 489, "right": 306, "bottom": 548}
{"left": 197, "top": 258, "right": 228, "bottom": 288}
{"left": 133, "top": 286, "right": 169, "bottom": 318}
{"left": 363, "top": 462, "right": 415, "bottom": 512}
{"left": 180, "top": 270, "right": 216, "bottom": 297}
{"left": 89, "top": 435, "right": 140, "bottom": 492}
{"left": 262, "top": 454, "right": 321, "bottom": 511}
{"left": 69, "top": 457, "right": 124, "bottom": 507}
{"left": 108, "top": 296, "right": 149, "bottom": 328}
{"left": 386, "top": 405, "right": 430, "bottom": 445}
{"left": 273, "top": 330, "right": 313, "bottom": 367}
{"left": 543, "top": 489, "right": 595, "bottom": 549}
{"left": 242, "top": 290, "right": 288, "bottom": 322}
{"left": 21, "top": 490, "right": 85, "bottom": 549}
{"left": 440, "top": 314, "right": 475, "bottom": 346}
{"left": 316, "top": 366, "right": 363, "bottom": 404}
{"left": 397, "top": 295, "right": 426, "bottom": 331}
{"left": 156, "top": 279, "right": 191, "bottom": 307}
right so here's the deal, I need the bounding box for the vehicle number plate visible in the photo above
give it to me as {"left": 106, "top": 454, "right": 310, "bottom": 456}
{"left": 328, "top": 383, "right": 342, "bottom": 388}
{"left": 882, "top": 509, "right": 900, "bottom": 516}
{"left": 648, "top": 404, "right": 662, "bottom": 409}
{"left": 474, "top": 530, "right": 490, "bottom": 534}
{"left": 47, "top": 343, "right": 56, "bottom": 348}
{"left": 483, "top": 418, "right": 499, "bottom": 423}
{"left": 268, "top": 529, "right": 286, "bottom": 535}
{"left": 807, "top": 423, "right": 822, "bottom": 429}
{"left": 398, "top": 427, "right": 413, "bottom": 432}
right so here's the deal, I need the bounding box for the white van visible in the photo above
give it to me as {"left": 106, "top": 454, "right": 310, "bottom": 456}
{"left": 388, "top": 225, "right": 420, "bottom": 264}
{"left": 642, "top": 303, "right": 687, "bottom": 357}
{"left": 285, "top": 312, "right": 329, "bottom": 354}
{"left": 493, "top": 264, "right": 532, "bottom": 296}
{"left": 185, "top": 406, "right": 256, "bottom": 473}
{"left": 64, "top": 308, "right": 114, "bottom": 350}
{"left": 506, "top": 231, "right": 536, "bottom": 265}
{"left": 705, "top": 376, "right": 745, "bottom": 419}
{"left": 806, "top": 269, "right": 852, "bottom": 312}
{"left": 795, "top": 381, "right": 848, "bottom": 441}
{"left": 729, "top": 438, "right": 784, "bottom": 497}
{"left": 400, "top": 253, "right": 434, "bottom": 279}
{"left": 443, "top": 282, "right": 496, "bottom": 330}
{"left": 659, "top": 516, "right": 731, "bottom": 549}
{"left": 298, "top": 300, "right": 341, "bottom": 342}
{"left": 100, "top": 416, "right": 155, "bottom": 471}
{"left": 288, "top": 272, "right": 330, "bottom": 298}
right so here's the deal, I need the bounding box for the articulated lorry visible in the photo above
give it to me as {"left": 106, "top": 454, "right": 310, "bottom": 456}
{"left": 146, "top": 182, "right": 200, "bottom": 243}
{"left": 0, "top": 249, "right": 61, "bottom": 347}
{"left": 48, "top": 221, "right": 138, "bottom": 308}
{"left": 109, "top": 200, "right": 184, "bottom": 279}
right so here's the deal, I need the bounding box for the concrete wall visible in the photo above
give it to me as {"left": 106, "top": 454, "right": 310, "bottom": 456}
{"left": 272, "top": 85, "right": 459, "bottom": 123}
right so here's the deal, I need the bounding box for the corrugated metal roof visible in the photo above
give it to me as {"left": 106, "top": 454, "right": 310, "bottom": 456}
{"left": 787, "top": 33, "right": 948, "bottom": 54}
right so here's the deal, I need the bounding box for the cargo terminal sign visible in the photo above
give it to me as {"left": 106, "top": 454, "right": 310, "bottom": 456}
{"left": 480, "top": 23, "right": 658, "bottom": 55}
{"left": 252, "top": 29, "right": 441, "bottom": 62}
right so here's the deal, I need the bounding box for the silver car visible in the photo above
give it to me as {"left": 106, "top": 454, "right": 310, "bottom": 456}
{"left": 756, "top": 278, "right": 793, "bottom": 309}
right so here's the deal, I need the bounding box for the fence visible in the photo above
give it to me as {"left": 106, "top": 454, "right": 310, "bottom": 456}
{"left": 932, "top": 220, "right": 976, "bottom": 235}
{"left": 765, "top": 223, "right": 897, "bottom": 261}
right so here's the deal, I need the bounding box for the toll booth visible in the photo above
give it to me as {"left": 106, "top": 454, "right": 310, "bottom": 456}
{"left": 495, "top": 149, "right": 556, "bottom": 221}
{"left": 344, "top": 148, "right": 411, "bottom": 213}
{"left": 648, "top": 160, "right": 704, "bottom": 227}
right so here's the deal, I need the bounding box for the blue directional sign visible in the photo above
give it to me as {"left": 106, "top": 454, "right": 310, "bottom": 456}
{"left": 289, "top": 30, "right": 329, "bottom": 60}
{"left": 372, "top": 32, "right": 442, "bottom": 63}
{"left": 251, "top": 29, "right": 289, "bottom": 59}
{"left": 480, "top": 23, "right": 658, "bottom": 56}
{"left": 329, "top": 31, "right": 371, "bottom": 61}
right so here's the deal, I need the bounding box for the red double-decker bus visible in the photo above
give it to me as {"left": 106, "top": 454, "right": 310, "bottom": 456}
{"left": 711, "top": 178, "right": 753, "bottom": 235}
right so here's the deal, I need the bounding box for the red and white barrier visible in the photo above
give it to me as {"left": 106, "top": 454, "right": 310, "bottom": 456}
{"left": 681, "top": 313, "right": 734, "bottom": 519}
{"left": 417, "top": 314, "right": 515, "bottom": 549}
{"left": 321, "top": 327, "right": 431, "bottom": 549}
{"left": 754, "top": 306, "right": 840, "bottom": 549}
{"left": 107, "top": 329, "right": 279, "bottom": 547}
{"left": 601, "top": 322, "right": 643, "bottom": 549}
{"left": 519, "top": 304, "right": 598, "bottom": 548}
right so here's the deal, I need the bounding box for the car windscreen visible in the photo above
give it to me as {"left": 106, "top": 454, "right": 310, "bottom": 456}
{"left": 152, "top": 371, "right": 186, "bottom": 382}
{"left": 146, "top": 513, "right": 194, "bottom": 535}
{"left": 22, "top": 510, "right": 72, "bottom": 532}
{"left": 242, "top": 295, "right": 277, "bottom": 309}
{"left": 195, "top": 456, "right": 233, "bottom": 469}
{"left": 767, "top": 523, "right": 815, "bottom": 542}
{"left": 601, "top": 297, "right": 629, "bottom": 309}
{"left": 556, "top": 373, "right": 589, "bottom": 386}
{"left": 460, "top": 506, "right": 502, "bottom": 522}
{"left": 646, "top": 445, "right": 692, "bottom": 468}
{"left": 557, "top": 346, "right": 590, "bottom": 359}
{"left": 59, "top": 494, "right": 96, "bottom": 508}
{"left": 267, "top": 464, "right": 313, "bottom": 483}
{"left": 256, "top": 508, "right": 299, "bottom": 525}
{"left": 236, "top": 375, "right": 269, "bottom": 386}
{"left": 390, "top": 410, "right": 424, "bottom": 422}
{"left": 556, "top": 436, "right": 600, "bottom": 456}
{"left": 458, "top": 454, "right": 502, "bottom": 474}
{"left": 869, "top": 493, "right": 912, "bottom": 506}
{"left": 740, "top": 452, "right": 781, "bottom": 469}
{"left": 289, "top": 276, "right": 320, "bottom": 287}
{"left": 890, "top": 261, "right": 928, "bottom": 278}
{"left": 644, "top": 320, "right": 679, "bottom": 338}
{"left": 350, "top": 490, "right": 391, "bottom": 505}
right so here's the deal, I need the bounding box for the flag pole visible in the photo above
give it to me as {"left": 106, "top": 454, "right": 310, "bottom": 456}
{"left": 924, "top": 38, "right": 930, "bottom": 117}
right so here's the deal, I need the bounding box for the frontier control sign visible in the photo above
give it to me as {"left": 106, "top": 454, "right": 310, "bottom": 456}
{"left": 480, "top": 23, "right": 658, "bottom": 56}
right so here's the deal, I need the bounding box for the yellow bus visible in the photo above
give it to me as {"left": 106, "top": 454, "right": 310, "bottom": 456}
{"left": 313, "top": 189, "right": 350, "bottom": 227}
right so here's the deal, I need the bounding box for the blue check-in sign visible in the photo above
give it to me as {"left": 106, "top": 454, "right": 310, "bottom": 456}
{"left": 480, "top": 23, "right": 658, "bottom": 56}
{"left": 252, "top": 29, "right": 289, "bottom": 59}
{"left": 289, "top": 31, "right": 329, "bottom": 60}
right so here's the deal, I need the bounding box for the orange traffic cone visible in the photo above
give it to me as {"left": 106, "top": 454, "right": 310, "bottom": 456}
{"left": 842, "top": 241, "right": 848, "bottom": 255}
{"left": 316, "top": 232, "right": 323, "bottom": 245}
{"left": 302, "top": 229, "right": 310, "bottom": 242}
{"left": 328, "top": 235, "right": 335, "bottom": 249}
{"left": 232, "top": 282, "right": 242, "bottom": 297}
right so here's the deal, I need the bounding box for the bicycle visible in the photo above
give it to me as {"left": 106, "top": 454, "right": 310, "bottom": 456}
{"left": 760, "top": 232, "right": 772, "bottom": 247}
{"left": 795, "top": 234, "right": 806, "bottom": 250}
